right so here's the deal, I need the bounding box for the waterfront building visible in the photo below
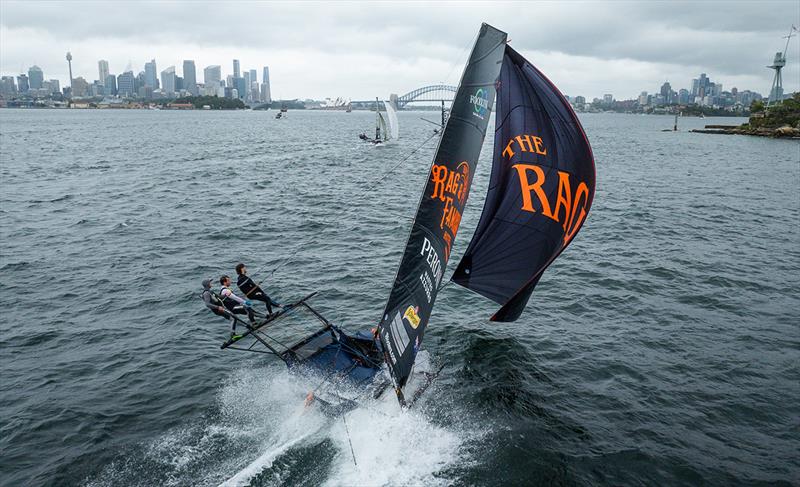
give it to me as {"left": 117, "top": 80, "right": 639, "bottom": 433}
{"left": 72, "top": 76, "right": 89, "bottom": 97}
{"left": 161, "top": 66, "right": 176, "bottom": 96}
{"left": 0, "top": 76, "right": 16, "bottom": 96}
{"left": 637, "top": 91, "right": 648, "bottom": 105}
{"left": 603, "top": 94, "right": 613, "bottom": 105}
{"left": 233, "top": 59, "right": 240, "bottom": 78}
{"left": 98, "top": 60, "right": 109, "bottom": 86}
{"left": 249, "top": 69, "right": 257, "bottom": 85}
{"left": 28, "top": 66, "right": 44, "bottom": 90}
{"left": 144, "top": 59, "right": 158, "bottom": 88}
{"left": 117, "top": 71, "right": 135, "bottom": 97}
{"left": 183, "top": 60, "right": 197, "bottom": 95}
{"left": 17, "top": 74, "right": 29, "bottom": 93}
{"left": 243, "top": 71, "right": 251, "bottom": 95}
{"left": 105, "top": 75, "right": 116, "bottom": 95}
{"left": 261, "top": 66, "right": 271, "bottom": 104}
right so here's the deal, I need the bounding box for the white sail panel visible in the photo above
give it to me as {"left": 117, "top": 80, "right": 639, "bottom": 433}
{"left": 384, "top": 101, "right": 400, "bottom": 140}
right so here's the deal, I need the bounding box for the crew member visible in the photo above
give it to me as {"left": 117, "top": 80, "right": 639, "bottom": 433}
{"left": 201, "top": 279, "right": 252, "bottom": 339}
{"left": 235, "top": 263, "right": 282, "bottom": 316}
{"left": 220, "top": 275, "right": 256, "bottom": 335}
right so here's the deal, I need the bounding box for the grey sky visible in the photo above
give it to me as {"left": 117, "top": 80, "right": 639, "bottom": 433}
{"left": 1, "top": 0, "right": 798, "bottom": 100}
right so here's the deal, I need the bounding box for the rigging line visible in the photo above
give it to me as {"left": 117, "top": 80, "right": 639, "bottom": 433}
{"left": 342, "top": 414, "right": 358, "bottom": 466}
{"left": 247, "top": 131, "right": 441, "bottom": 283}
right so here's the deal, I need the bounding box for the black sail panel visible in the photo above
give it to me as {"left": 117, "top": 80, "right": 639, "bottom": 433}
{"left": 378, "top": 24, "right": 507, "bottom": 395}
{"left": 452, "top": 45, "right": 596, "bottom": 322}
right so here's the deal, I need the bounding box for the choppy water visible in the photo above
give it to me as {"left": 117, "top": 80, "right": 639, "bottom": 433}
{"left": 0, "top": 108, "right": 798, "bottom": 487}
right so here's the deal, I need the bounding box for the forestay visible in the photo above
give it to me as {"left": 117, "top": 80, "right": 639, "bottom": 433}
{"left": 451, "top": 45, "right": 596, "bottom": 322}
{"left": 377, "top": 24, "right": 508, "bottom": 399}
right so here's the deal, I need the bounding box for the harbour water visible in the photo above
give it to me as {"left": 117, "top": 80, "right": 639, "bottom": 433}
{"left": 0, "top": 109, "right": 798, "bottom": 486}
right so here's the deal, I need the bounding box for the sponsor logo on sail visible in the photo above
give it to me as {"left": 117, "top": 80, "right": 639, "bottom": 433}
{"left": 430, "top": 161, "right": 471, "bottom": 259}
{"left": 470, "top": 88, "right": 489, "bottom": 120}
{"left": 403, "top": 305, "right": 421, "bottom": 329}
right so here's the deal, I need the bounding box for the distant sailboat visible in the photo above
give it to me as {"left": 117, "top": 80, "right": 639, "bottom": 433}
{"left": 360, "top": 98, "right": 399, "bottom": 144}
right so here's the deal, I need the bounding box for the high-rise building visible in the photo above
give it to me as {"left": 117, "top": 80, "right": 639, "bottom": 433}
{"left": 204, "top": 65, "right": 221, "bottom": 85}
{"left": 144, "top": 59, "right": 158, "bottom": 88}
{"left": 98, "top": 60, "right": 109, "bottom": 86}
{"left": 261, "top": 66, "right": 271, "bottom": 104}
{"left": 660, "top": 81, "right": 672, "bottom": 104}
{"left": 233, "top": 77, "right": 246, "bottom": 99}
{"left": 71, "top": 76, "right": 89, "bottom": 97}
{"left": 0, "top": 76, "right": 16, "bottom": 96}
{"left": 183, "top": 60, "right": 197, "bottom": 95}
{"left": 117, "top": 71, "right": 135, "bottom": 97}
{"left": 678, "top": 88, "right": 689, "bottom": 104}
{"left": 161, "top": 66, "right": 176, "bottom": 95}
{"left": 603, "top": 94, "right": 613, "bottom": 105}
{"left": 249, "top": 69, "right": 257, "bottom": 84}
{"left": 17, "top": 74, "right": 29, "bottom": 93}
{"left": 28, "top": 66, "right": 44, "bottom": 90}
{"left": 233, "top": 59, "right": 240, "bottom": 78}
{"left": 243, "top": 71, "right": 251, "bottom": 93}
{"left": 105, "top": 74, "right": 117, "bottom": 96}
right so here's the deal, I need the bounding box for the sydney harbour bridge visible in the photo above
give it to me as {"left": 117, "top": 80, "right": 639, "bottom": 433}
{"left": 351, "top": 84, "right": 456, "bottom": 109}
{"left": 251, "top": 84, "right": 457, "bottom": 110}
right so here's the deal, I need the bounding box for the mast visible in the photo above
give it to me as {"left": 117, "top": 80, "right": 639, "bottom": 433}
{"left": 375, "top": 97, "right": 381, "bottom": 141}
{"left": 376, "top": 24, "right": 507, "bottom": 405}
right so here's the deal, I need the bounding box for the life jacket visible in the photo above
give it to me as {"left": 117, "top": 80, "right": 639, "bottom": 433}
{"left": 219, "top": 286, "right": 239, "bottom": 311}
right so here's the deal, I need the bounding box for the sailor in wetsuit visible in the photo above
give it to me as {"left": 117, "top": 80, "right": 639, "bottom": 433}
{"left": 235, "top": 263, "right": 281, "bottom": 316}
{"left": 217, "top": 276, "right": 256, "bottom": 338}
{"left": 201, "top": 279, "right": 242, "bottom": 339}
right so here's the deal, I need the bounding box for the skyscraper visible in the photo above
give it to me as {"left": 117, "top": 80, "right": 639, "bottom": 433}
{"left": 98, "top": 60, "right": 109, "bottom": 86}
{"left": 0, "top": 76, "right": 16, "bottom": 96}
{"left": 233, "top": 59, "right": 240, "bottom": 78}
{"left": 234, "top": 77, "right": 246, "bottom": 99}
{"left": 105, "top": 75, "right": 117, "bottom": 96}
{"left": 261, "top": 66, "right": 271, "bottom": 104}
{"left": 161, "top": 66, "right": 176, "bottom": 95}
{"left": 27, "top": 66, "right": 44, "bottom": 90}
{"left": 249, "top": 69, "right": 257, "bottom": 84}
{"left": 117, "top": 71, "right": 135, "bottom": 97}
{"left": 144, "top": 59, "right": 158, "bottom": 88}
{"left": 16, "top": 74, "right": 29, "bottom": 93}
{"left": 183, "top": 60, "right": 197, "bottom": 95}
{"left": 204, "top": 65, "right": 221, "bottom": 85}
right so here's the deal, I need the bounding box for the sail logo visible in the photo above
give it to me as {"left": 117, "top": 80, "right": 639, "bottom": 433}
{"left": 470, "top": 88, "right": 489, "bottom": 119}
{"left": 430, "top": 161, "right": 471, "bottom": 259}
{"left": 403, "top": 305, "right": 421, "bottom": 329}
{"left": 512, "top": 163, "right": 591, "bottom": 244}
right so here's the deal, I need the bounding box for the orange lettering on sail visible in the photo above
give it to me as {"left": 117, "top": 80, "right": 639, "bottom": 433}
{"left": 512, "top": 164, "right": 553, "bottom": 218}
{"left": 564, "top": 182, "right": 590, "bottom": 243}
{"left": 430, "top": 165, "right": 448, "bottom": 201}
{"left": 503, "top": 134, "right": 548, "bottom": 159}
{"left": 552, "top": 171, "right": 572, "bottom": 231}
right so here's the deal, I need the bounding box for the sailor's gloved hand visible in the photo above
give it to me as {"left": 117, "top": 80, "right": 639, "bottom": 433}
{"left": 244, "top": 300, "right": 253, "bottom": 307}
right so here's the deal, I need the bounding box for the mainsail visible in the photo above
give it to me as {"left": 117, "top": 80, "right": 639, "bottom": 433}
{"left": 451, "top": 45, "right": 596, "bottom": 322}
{"left": 377, "top": 24, "right": 507, "bottom": 401}
{"left": 384, "top": 100, "right": 400, "bottom": 140}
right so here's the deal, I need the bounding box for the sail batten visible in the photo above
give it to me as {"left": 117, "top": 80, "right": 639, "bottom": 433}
{"left": 452, "top": 45, "right": 596, "bottom": 322}
{"left": 377, "top": 24, "right": 508, "bottom": 398}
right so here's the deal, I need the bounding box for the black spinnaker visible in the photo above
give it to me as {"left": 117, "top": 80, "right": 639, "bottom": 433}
{"left": 377, "top": 24, "right": 508, "bottom": 403}
{"left": 451, "top": 45, "right": 596, "bottom": 322}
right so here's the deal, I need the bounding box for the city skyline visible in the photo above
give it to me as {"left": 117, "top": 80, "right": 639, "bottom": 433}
{"left": 1, "top": 1, "right": 798, "bottom": 100}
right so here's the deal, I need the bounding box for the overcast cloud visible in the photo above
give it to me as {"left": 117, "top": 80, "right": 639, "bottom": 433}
{"left": 1, "top": 0, "right": 798, "bottom": 100}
